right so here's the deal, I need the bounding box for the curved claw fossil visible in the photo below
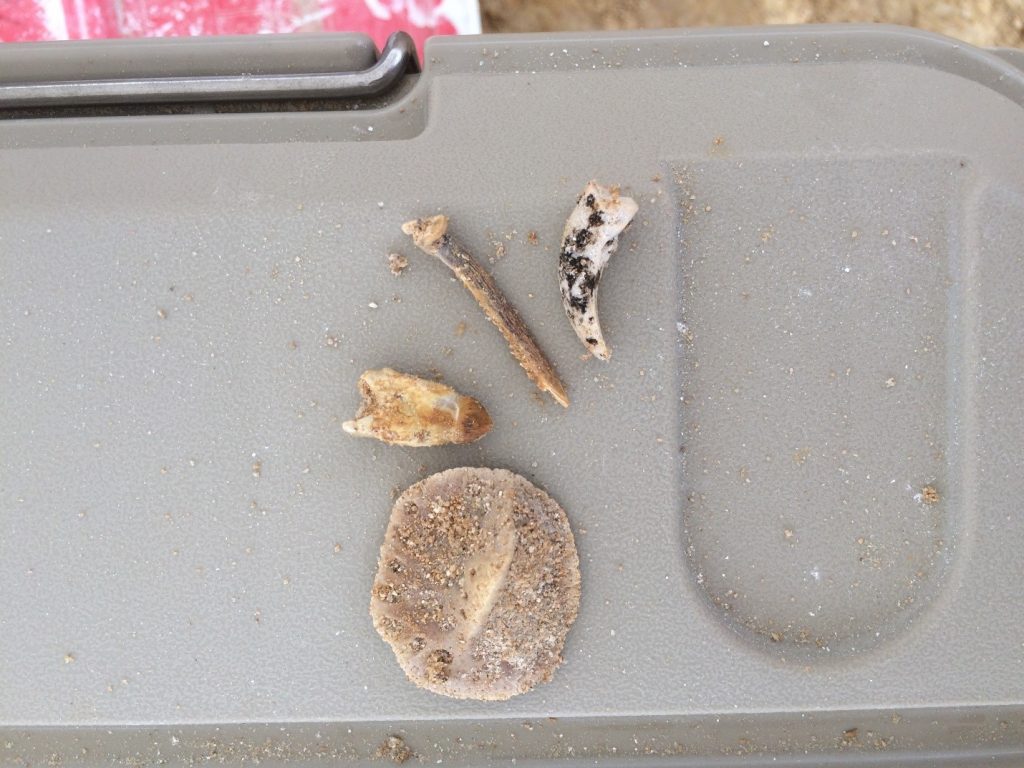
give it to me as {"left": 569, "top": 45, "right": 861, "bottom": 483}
{"left": 559, "top": 181, "right": 638, "bottom": 360}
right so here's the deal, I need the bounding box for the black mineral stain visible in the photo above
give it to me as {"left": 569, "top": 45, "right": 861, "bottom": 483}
{"left": 566, "top": 270, "right": 597, "bottom": 313}
{"left": 573, "top": 228, "right": 593, "bottom": 248}
{"left": 561, "top": 223, "right": 602, "bottom": 314}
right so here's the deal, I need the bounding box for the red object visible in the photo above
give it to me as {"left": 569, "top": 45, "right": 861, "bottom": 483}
{"left": 0, "top": 0, "right": 468, "bottom": 52}
{"left": 321, "top": 1, "right": 456, "bottom": 50}
{"left": 0, "top": 0, "right": 53, "bottom": 42}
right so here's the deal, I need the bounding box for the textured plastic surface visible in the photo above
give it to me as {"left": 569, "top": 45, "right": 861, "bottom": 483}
{"left": 1, "top": 24, "right": 1023, "bottom": 766}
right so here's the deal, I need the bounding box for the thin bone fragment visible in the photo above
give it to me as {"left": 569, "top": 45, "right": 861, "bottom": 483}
{"left": 402, "top": 215, "right": 569, "bottom": 407}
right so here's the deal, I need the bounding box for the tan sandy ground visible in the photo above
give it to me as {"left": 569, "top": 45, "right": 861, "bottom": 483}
{"left": 482, "top": 0, "right": 1024, "bottom": 50}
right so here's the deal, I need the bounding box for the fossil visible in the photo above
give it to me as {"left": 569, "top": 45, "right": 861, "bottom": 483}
{"left": 342, "top": 368, "right": 491, "bottom": 447}
{"left": 402, "top": 215, "right": 569, "bottom": 407}
{"left": 559, "top": 181, "right": 638, "bottom": 360}
{"left": 370, "top": 467, "right": 580, "bottom": 700}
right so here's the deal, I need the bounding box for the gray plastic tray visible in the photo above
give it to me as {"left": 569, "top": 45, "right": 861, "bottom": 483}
{"left": 2, "top": 24, "right": 1023, "bottom": 767}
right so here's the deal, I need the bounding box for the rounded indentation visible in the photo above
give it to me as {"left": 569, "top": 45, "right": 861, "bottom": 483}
{"left": 685, "top": 478, "right": 951, "bottom": 657}
{"left": 676, "top": 155, "right": 964, "bottom": 659}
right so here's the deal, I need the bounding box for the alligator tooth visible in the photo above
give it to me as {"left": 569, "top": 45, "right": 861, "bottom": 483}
{"left": 559, "top": 181, "right": 638, "bottom": 360}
